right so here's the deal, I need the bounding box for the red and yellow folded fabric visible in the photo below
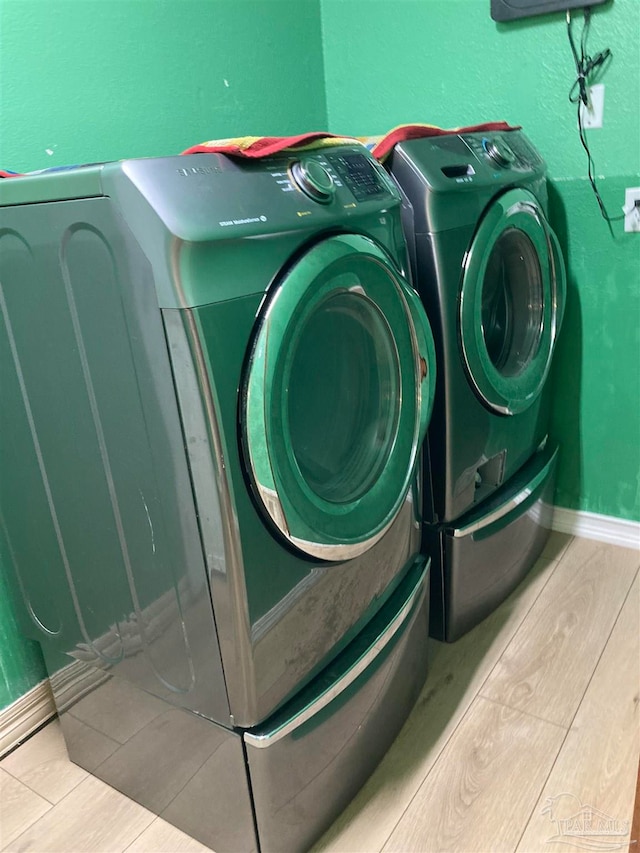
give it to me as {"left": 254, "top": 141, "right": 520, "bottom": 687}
{"left": 180, "top": 122, "right": 520, "bottom": 162}
{"left": 2, "top": 122, "right": 520, "bottom": 178}
{"left": 2, "top": 134, "right": 359, "bottom": 177}
{"left": 362, "top": 121, "right": 520, "bottom": 162}
{"left": 181, "top": 132, "right": 359, "bottom": 157}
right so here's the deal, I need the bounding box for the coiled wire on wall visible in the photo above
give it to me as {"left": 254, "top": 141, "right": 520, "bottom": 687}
{"left": 566, "top": 7, "right": 624, "bottom": 230}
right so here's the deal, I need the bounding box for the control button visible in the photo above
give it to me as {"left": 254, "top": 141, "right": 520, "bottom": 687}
{"left": 290, "top": 159, "right": 334, "bottom": 203}
{"left": 482, "top": 137, "right": 514, "bottom": 169}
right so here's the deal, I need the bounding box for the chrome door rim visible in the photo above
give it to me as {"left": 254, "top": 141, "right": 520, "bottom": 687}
{"left": 242, "top": 234, "right": 435, "bottom": 560}
{"left": 459, "top": 188, "right": 559, "bottom": 416}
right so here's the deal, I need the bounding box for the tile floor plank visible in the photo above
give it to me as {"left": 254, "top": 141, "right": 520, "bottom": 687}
{"left": 541, "top": 531, "right": 573, "bottom": 563}
{"left": 383, "top": 696, "right": 567, "bottom": 852}
{"left": 0, "top": 768, "right": 51, "bottom": 850}
{"left": 313, "top": 555, "right": 560, "bottom": 852}
{"left": 517, "top": 575, "right": 640, "bottom": 853}
{"left": 481, "top": 538, "right": 639, "bottom": 727}
{"left": 126, "top": 817, "right": 214, "bottom": 852}
{"left": 4, "top": 774, "right": 155, "bottom": 852}
{"left": 1, "top": 719, "right": 87, "bottom": 805}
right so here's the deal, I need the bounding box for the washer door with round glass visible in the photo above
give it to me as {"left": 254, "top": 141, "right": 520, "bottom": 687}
{"left": 459, "top": 187, "right": 566, "bottom": 415}
{"left": 242, "top": 233, "right": 436, "bottom": 561}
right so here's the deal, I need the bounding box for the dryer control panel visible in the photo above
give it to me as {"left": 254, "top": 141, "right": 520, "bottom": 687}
{"left": 260, "top": 146, "right": 398, "bottom": 210}
{"left": 325, "top": 151, "right": 390, "bottom": 201}
{"left": 290, "top": 159, "right": 335, "bottom": 203}
{"left": 288, "top": 150, "right": 391, "bottom": 204}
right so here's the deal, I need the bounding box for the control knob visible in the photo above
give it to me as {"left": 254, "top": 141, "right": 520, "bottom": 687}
{"left": 482, "top": 138, "right": 514, "bottom": 169}
{"left": 291, "top": 160, "right": 334, "bottom": 203}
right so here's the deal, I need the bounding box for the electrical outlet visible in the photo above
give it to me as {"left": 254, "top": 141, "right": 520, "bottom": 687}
{"left": 623, "top": 188, "right": 640, "bottom": 233}
{"left": 580, "top": 84, "right": 605, "bottom": 129}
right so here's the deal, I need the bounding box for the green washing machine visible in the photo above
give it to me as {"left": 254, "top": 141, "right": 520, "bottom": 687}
{"left": 387, "top": 130, "right": 566, "bottom": 642}
{"left": 0, "top": 145, "right": 436, "bottom": 852}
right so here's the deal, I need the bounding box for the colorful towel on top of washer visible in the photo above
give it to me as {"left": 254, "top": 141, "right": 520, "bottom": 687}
{"left": 1, "top": 134, "right": 360, "bottom": 177}
{"left": 361, "top": 121, "right": 521, "bottom": 162}
{"left": 181, "top": 132, "right": 361, "bottom": 157}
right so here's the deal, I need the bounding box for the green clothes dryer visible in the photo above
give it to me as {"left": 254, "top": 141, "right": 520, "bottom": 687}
{"left": 0, "top": 145, "right": 436, "bottom": 852}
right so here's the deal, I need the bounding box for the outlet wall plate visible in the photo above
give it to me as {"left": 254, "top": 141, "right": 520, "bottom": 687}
{"left": 623, "top": 187, "right": 640, "bottom": 233}
{"left": 491, "top": 0, "right": 611, "bottom": 22}
{"left": 580, "top": 84, "right": 605, "bottom": 129}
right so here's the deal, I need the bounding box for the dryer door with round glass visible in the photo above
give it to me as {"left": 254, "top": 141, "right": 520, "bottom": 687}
{"left": 243, "top": 233, "right": 436, "bottom": 560}
{"left": 459, "top": 187, "right": 566, "bottom": 415}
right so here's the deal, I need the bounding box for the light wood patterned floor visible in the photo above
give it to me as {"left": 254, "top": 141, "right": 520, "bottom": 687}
{"left": 1, "top": 534, "right": 638, "bottom": 853}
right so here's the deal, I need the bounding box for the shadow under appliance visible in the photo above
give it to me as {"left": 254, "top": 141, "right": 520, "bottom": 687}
{"left": 0, "top": 145, "right": 437, "bottom": 851}
{"left": 387, "top": 129, "right": 566, "bottom": 642}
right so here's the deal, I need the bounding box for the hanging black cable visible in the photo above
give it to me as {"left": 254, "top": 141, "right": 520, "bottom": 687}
{"left": 567, "top": 8, "right": 624, "bottom": 229}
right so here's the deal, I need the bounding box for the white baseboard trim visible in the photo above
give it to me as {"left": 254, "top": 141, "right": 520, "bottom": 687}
{"left": 552, "top": 506, "right": 640, "bottom": 550}
{"left": 0, "top": 680, "right": 56, "bottom": 758}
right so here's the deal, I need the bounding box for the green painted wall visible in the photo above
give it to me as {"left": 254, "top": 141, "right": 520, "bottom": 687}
{"left": 0, "top": 0, "right": 326, "bottom": 712}
{"left": 0, "top": 0, "right": 327, "bottom": 172}
{"left": 548, "top": 174, "right": 640, "bottom": 518}
{"left": 322, "top": 0, "right": 640, "bottom": 521}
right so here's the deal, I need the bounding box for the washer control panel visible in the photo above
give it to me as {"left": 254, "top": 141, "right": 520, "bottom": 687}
{"left": 463, "top": 132, "right": 542, "bottom": 173}
{"left": 482, "top": 137, "right": 514, "bottom": 168}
